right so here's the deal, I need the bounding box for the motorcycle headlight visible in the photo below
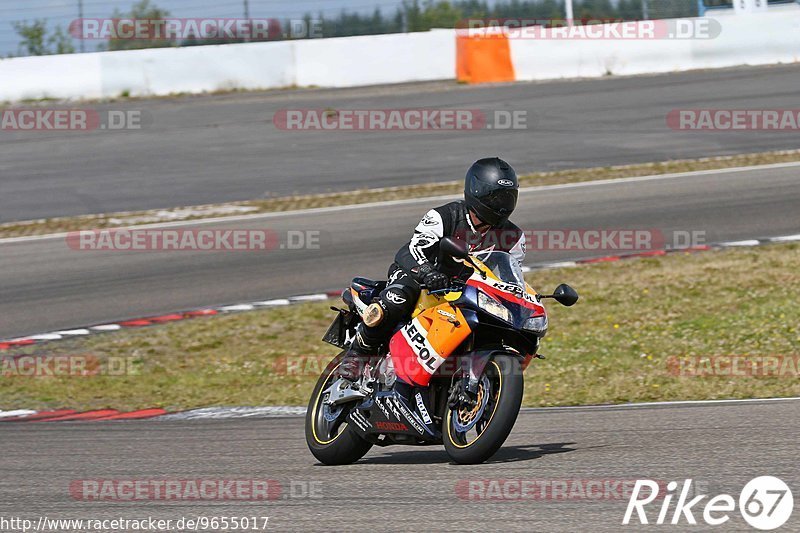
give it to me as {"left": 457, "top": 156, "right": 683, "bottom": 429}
{"left": 478, "top": 291, "right": 511, "bottom": 322}
{"left": 523, "top": 315, "right": 548, "bottom": 336}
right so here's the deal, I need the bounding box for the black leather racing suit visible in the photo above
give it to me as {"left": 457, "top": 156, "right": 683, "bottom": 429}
{"left": 355, "top": 200, "right": 526, "bottom": 350}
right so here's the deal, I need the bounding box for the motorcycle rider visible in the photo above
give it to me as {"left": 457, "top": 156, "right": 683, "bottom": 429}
{"left": 338, "top": 157, "right": 526, "bottom": 382}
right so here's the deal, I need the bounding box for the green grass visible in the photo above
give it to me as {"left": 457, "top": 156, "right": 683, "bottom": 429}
{"left": 1, "top": 243, "right": 798, "bottom": 411}
{"left": 2, "top": 149, "right": 799, "bottom": 238}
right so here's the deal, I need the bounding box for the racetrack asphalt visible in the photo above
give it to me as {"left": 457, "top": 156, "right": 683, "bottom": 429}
{"left": 0, "top": 399, "right": 797, "bottom": 531}
{"left": 3, "top": 63, "right": 800, "bottom": 222}
{"left": 2, "top": 162, "right": 799, "bottom": 339}
{"left": 3, "top": 64, "right": 800, "bottom": 532}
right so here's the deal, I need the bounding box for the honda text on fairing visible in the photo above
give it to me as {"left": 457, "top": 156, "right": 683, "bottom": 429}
{"left": 305, "top": 237, "right": 578, "bottom": 465}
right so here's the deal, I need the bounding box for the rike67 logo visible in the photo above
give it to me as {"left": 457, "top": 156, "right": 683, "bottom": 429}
{"left": 623, "top": 477, "right": 793, "bottom": 530}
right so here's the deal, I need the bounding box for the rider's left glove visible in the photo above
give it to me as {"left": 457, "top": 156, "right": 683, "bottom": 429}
{"left": 417, "top": 262, "right": 449, "bottom": 291}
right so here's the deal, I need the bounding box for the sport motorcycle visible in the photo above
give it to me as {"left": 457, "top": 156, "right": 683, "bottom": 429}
{"left": 305, "top": 237, "right": 578, "bottom": 464}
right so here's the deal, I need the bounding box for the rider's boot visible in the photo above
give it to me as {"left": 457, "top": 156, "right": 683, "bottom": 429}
{"left": 337, "top": 325, "right": 377, "bottom": 383}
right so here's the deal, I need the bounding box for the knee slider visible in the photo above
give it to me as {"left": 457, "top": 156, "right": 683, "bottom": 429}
{"left": 363, "top": 303, "right": 384, "bottom": 327}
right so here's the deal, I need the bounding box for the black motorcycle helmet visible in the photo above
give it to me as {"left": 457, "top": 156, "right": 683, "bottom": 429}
{"left": 464, "top": 157, "right": 519, "bottom": 226}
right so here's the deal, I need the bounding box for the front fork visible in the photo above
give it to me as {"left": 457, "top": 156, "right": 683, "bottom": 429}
{"left": 448, "top": 350, "right": 494, "bottom": 410}
{"left": 447, "top": 349, "right": 535, "bottom": 410}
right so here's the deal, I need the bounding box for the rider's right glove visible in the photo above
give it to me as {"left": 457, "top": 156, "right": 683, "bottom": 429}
{"left": 416, "top": 262, "right": 449, "bottom": 291}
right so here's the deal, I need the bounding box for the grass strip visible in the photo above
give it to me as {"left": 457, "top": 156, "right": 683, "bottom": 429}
{"left": 2, "top": 243, "right": 798, "bottom": 411}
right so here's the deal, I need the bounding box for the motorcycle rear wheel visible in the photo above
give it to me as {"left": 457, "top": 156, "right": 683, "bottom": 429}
{"left": 443, "top": 354, "right": 524, "bottom": 464}
{"left": 305, "top": 352, "right": 373, "bottom": 465}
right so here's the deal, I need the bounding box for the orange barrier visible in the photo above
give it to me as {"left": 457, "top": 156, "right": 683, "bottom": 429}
{"left": 456, "top": 32, "right": 515, "bottom": 84}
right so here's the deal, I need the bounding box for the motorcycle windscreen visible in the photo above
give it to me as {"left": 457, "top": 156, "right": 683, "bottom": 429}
{"left": 389, "top": 303, "right": 471, "bottom": 387}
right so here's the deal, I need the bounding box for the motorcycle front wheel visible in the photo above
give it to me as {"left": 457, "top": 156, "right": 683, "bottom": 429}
{"left": 443, "top": 354, "right": 524, "bottom": 464}
{"left": 304, "top": 352, "right": 373, "bottom": 465}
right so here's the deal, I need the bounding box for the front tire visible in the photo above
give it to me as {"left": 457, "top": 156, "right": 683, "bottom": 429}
{"left": 305, "top": 352, "right": 373, "bottom": 465}
{"left": 443, "top": 354, "right": 524, "bottom": 464}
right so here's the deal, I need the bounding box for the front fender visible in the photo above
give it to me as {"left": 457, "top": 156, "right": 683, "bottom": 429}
{"left": 460, "top": 349, "right": 525, "bottom": 394}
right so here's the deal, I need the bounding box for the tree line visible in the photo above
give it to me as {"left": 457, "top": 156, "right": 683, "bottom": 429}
{"left": 11, "top": 0, "right": 697, "bottom": 56}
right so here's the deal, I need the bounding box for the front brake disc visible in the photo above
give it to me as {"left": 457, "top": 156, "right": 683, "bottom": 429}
{"left": 452, "top": 374, "right": 491, "bottom": 433}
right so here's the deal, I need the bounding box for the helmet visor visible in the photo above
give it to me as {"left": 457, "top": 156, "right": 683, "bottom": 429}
{"left": 481, "top": 188, "right": 518, "bottom": 217}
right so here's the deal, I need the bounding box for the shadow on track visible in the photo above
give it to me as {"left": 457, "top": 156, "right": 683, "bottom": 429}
{"left": 353, "top": 442, "right": 578, "bottom": 466}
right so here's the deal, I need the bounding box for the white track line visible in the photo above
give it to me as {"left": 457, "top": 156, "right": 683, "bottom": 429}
{"left": 532, "top": 261, "right": 579, "bottom": 269}
{"left": 520, "top": 396, "right": 800, "bottom": 412}
{"left": 6, "top": 397, "right": 798, "bottom": 422}
{"left": 3, "top": 160, "right": 800, "bottom": 245}
{"left": 218, "top": 304, "right": 256, "bottom": 312}
{"left": 289, "top": 294, "right": 330, "bottom": 302}
{"left": 0, "top": 409, "right": 37, "bottom": 419}
{"left": 771, "top": 234, "right": 800, "bottom": 242}
{"left": 6, "top": 397, "right": 800, "bottom": 422}
{"left": 719, "top": 239, "right": 761, "bottom": 247}
{"left": 54, "top": 329, "right": 91, "bottom": 336}
{"left": 151, "top": 396, "right": 800, "bottom": 420}
{"left": 253, "top": 299, "right": 291, "bottom": 306}
{"left": 157, "top": 406, "right": 308, "bottom": 420}
{"left": 90, "top": 324, "right": 121, "bottom": 331}
{"left": 28, "top": 333, "right": 64, "bottom": 341}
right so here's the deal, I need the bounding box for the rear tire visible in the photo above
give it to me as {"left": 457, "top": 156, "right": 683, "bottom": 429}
{"left": 305, "top": 352, "right": 373, "bottom": 465}
{"left": 443, "top": 355, "right": 523, "bottom": 464}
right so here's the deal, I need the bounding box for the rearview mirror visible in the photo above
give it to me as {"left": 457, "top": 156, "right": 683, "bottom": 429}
{"left": 439, "top": 237, "right": 469, "bottom": 260}
{"left": 541, "top": 283, "right": 579, "bottom": 306}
